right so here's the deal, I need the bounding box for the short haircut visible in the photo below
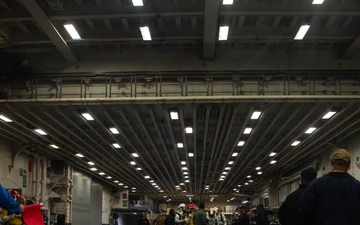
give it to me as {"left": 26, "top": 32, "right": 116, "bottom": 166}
{"left": 198, "top": 202, "right": 205, "bottom": 209}
{"left": 301, "top": 167, "right": 317, "bottom": 181}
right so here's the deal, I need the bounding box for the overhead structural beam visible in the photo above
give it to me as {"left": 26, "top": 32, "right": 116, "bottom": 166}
{"left": 19, "top": 0, "right": 78, "bottom": 64}
{"left": 340, "top": 35, "right": 360, "bottom": 60}
{"left": 203, "top": 0, "right": 220, "bottom": 60}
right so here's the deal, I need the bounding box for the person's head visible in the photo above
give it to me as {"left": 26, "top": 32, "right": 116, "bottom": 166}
{"left": 198, "top": 202, "right": 205, "bottom": 209}
{"left": 240, "top": 206, "right": 246, "bottom": 213}
{"left": 178, "top": 203, "right": 186, "bottom": 212}
{"left": 331, "top": 149, "right": 351, "bottom": 171}
{"left": 141, "top": 212, "right": 146, "bottom": 218}
{"left": 300, "top": 167, "right": 317, "bottom": 185}
{"left": 169, "top": 208, "right": 175, "bottom": 216}
{"left": 256, "top": 204, "right": 264, "bottom": 211}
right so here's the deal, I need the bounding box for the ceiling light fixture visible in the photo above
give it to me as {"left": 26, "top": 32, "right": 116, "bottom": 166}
{"left": 269, "top": 152, "right": 277, "bottom": 157}
{"left": 237, "top": 141, "right": 245, "bottom": 146}
{"left": 87, "top": 161, "right": 95, "bottom": 166}
{"left": 132, "top": 0, "right": 143, "bottom": 6}
{"left": 228, "top": 161, "right": 234, "bottom": 165}
{"left": 132, "top": 153, "right": 139, "bottom": 157}
{"left": 34, "top": 129, "right": 47, "bottom": 135}
{"left": 232, "top": 152, "right": 238, "bottom": 157}
{"left": 130, "top": 161, "right": 136, "bottom": 165}
{"left": 144, "top": 176, "right": 150, "bottom": 179}
{"left": 251, "top": 111, "right": 262, "bottom": 119}
{"left": 294, "top": 25, "right": 310, "bottom": 40}
{"left": 257, "top": 171, "right": 263, "bottom": 175}
{"left": 291, "top": 141, "right": 301, "bottom": 146}
{"left": 177, "top": 142, "right": 184, "bottom": 148}
{"left": 185, "top": 127, "right": 193, "bottom": 134}
{"left": 243, "top": 128, "right": 252, "bottom": 134}
{"left": 170, "top": 110, "right": 179, "bottom": 120}
{"left": 305, "top": 127, "right": 317, "bottom": 134}
{"left": 312, "top": 0, "right": 324, "bottom": 4}
{"left": 106, "top": 176, "right": 112, "bottom": 179}
{"left": 322, "top": 111, "right": 336, "bottom": 119}
{"left": 188, "top": 152, "right": 194, "bottom": 157}
{"left": 223, "top": 0, "right": 233, "bottom": 5}
{"left": 255, "top": 167, "right": 261, "bottom": 170}
{"left": 109, "top": 127, "right": 119, "bottom": 134}
{"left": 64, "top": 23, "right": 81, "bottom": 39}
{"left": 181, "top": 161, "right": 186, "bottom": 165}
{"left": 49, "top": 144, "right": 59, "bottom": 149}
{"left": 81, "top": 113, "right": 94, "bottom": 121}
{"left": 139, "top": 26, "right": 152, "bottom": 41}
{"left": 224, "top": 167, "right": 231, "bottom": 170}
{"left": 136, "top": 167, "right": 142, "bottom": 170}
{"left": 99, "top": 172, "right": 105, "bottom": 175}
{"left": 90, "top": 167, "right": 97, "bottom": 171}
{"left": 0, "top": 115, "right": 12, "bottom": 122}
{"left": 75, "top": 153, "right": 84, "bottom": 158}
{"left": 270, "top": 160, "right": 277, "bottom": 164}
{"left": 218, "top": 25, "right": 229, "bottom": 41}
{"left": 112, "top": 143, "right": 121, "bottom": 148}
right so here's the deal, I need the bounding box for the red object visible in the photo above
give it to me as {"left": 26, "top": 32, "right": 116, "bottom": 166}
{"left": 10, "top": 190, "right": 19, "bottom": 197}
{"left": 22, "top": 204, "right": 45, "bottom": 225}
{"left": 28, "top": 160, "right": 33, "bottom": 172}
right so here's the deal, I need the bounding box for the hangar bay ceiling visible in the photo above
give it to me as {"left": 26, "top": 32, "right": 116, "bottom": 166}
{"left": 0, "top": 74, "right": 360, "bottom": 202}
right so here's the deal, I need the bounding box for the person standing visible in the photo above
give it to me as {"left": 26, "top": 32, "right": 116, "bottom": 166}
{"left": 0, "top": 185, "right": 24, "bottom": 215}
{"left": 278, "top": 167, "right": 317, "bottom": 225}
{"left": 214, "top": 207, "right": 227, "bottom": 225}
{"left": 175, "top": 203, "right": 189, "bottom": 225}
{"left": 238, "top": 206, "right": 250, "bottom": 225}
{"left": 255, "top": 205, "right": 269, "bottom": 225}
{"left": 299, "top": 149, "right": 360, "bottom": 225}
{"left": 165, "top": 209, "right": 176, "bottom": 225}
{"left": 193, "top": 202, "right": 207, "bottom": 225}
{"left": 138, "top": 212, "right": 150, "bottom": 225}
{"left": 153, "top": 211, "right": 166, "bottom": 225}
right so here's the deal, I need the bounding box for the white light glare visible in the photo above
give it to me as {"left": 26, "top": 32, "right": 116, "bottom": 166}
{"left": 109, "top": 127, "right": 119, "bottom": 134}
{"left": 132, "top": 153, "right": 139, "bottom": 157}
{"left": 270, "top": 160, "right": 277, "bottom": 164}
{"left": 232, "top": 152, "right": 238, "bottom": 157}
{"left": 312, "top": 0, "right": 324, "bottom": 4}
{"left": 223, "top": 0, "right": 233, "bottom": 5}
{"left": 87, "top": 161, "right": 95, "bottom": 166}
{"left": 130, "top": 161, "right": 136, "bottom": 165}
{"left": 181, "top": 161, "right": 186, "bottom": 165}
{"left": 188, "top": 152, "right": 194, "bottom": 157}
{"left": 64, "top": 24, "right": 81, "bottom": 39}
{"left": 170, "top": 111, "right": 179, "bottom": 120}
{"left": 255, "top": 167, "right": 261, "bottom": 170}
{"left": 257, "top": 171, "right": 263, "bottom": 175}
{"left": 294, "top": 25, "right": 310, "bottom": 40}
{"left": 291, "top": 141, "right": 301, "bottom": 146}
{"left": 0, "top": 115, "right": 12, "bottom": 122}
{"left": 132, "top": 0, "right": 143, "bottom": 6}
{"left": 81, "top": 113, "right": 94, "bottom": 121}
{"left": 228, "top": 161, "right": 234, "bottom": 165}
{"left": 90, "top": 168, "right": 97, "bottom": 171}
{"left": 244, "top": 128, "right": 252, "bottom": 134}
{"left": 99, "top": 172, "right": 105, "bottom": 175}
{"left": 75, "top": 153, "right": 84, "bottom": 158}
{"left": 34, "top": 129, "right": 47, "bottom": 135}
{"left": 219, "top": 26, "right": 229, "bottom": 41}
{"left": 251, "top": 111, "right": 262, "bottom": 119}
{"left": 305, "top": 127, "right": 317, "bottom": 134}
{"left": 322, "top": 111, "right": 336, "bottom": 119}
{"left": 139, "top": 26, "right": 152, "bottom": 41}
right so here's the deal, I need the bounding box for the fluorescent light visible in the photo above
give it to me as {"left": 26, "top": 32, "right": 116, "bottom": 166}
{"left": 177, "top": 142, "right": 184, "bottom": 148}
{"left": 181, "top": 161, "right": 186, "bottom": 165}
{"left": 224, "top": 167, "right": 231, "bottom": 170}
{"left": 132, "top": 0, "right": 143, "bottom": 6}
{"left": 183, "top": 172, "right": 188, "bottom": 175}
{"left": 99, "top": 172, "right": 105, "bottom": 175}
{"left": 184, "top": 176, "right": 189, "bottom": 179}
{"left": 222, "top": 172, "right": 228, "bottom": 175}
{"left": 130, "top": 161, "right": 136, "bottom": 165}
{"left": 220, "top": 175, "right": 226, "bottom": 178}
{"left": 87, "top": 161, "right": 95, "bottom": 166}
{"left": 75, "top": 153, "right": 84, "bottom": 158}
{"left": 114, "top": 180, "right": 119, "bottom": 183}
{"left": 49, "top": 144, "right": 59, "bottom": 149}
{"left": 106, "top": 176, "right": 112, "bottom": 179}
{"left": 64, "top": 24, "right": 81, "bottom": 39}
{"left": 136, "top": 167, "right": 142, "bottom": 170}
{"left": 322, "top": 111, "right": 336, "bottom": 119}
{"left": 185, "top": 127, "right": 193, "bottom": 133}
{"left": 291, "top": 141, "right": 301, "bottom": 146}
{"left": 228, "top": 161, "right": 234, "bottom": 165}
{"left": 237, "top": 141, "right": 245, "bottom": 146}
{"left": 294, "top": 25, "right": 310, "bottom": 40}
{"left": 34, "top": 129, "right": 47, "bottom": 135}
{"left": 312, "top": 0, "right": 324, "bottom": 4}
{"left": 139, "top": 26, "right": 152, "bottom": 41}
{"left": 90, "top": 167, "right": 97, "bottom": 171}
{"left": 305, "top": 127, "right": 317, "bottom": 134}
{"left": 185, "top": 180, "right": 190, "bottom": 183}
{"left": 0, "top": 115, "right": 12, "bottom": 122}
{"left": 245, "top": 182, "right": 249, "bottom": 185}
{"left": 112, "top": 143, "right": 121, "bottom": 148}
{"left": 270, "top": 160, "right": 277, "bottom": 164}
{"left": 255, "top": 167, "right": 261, "bottom": 170}
{"left": 232, "top": 152, "right": 238, "bottom": 157}
{"left": 257, "top": 171, "right": 263, "bottom": 175}
{"left": 132, "top": 153, "right": 139, "bottom": 157}
{"left": 188, "top": 152, "right": 194, "bottom": 157}
{"left": 269, "top": 152, "right": 277, "bottom": 157}
{"left": 244, "top": 128, "right": 252, "bottom": 134}
{"left": 170, "top": 111, "right": 179, "bottom": 120}
{"left": 144, "top": 176, "right": 150, "bottom": 179}
{"left": 81, "top": 113, "right": 94, "bottom": 121}
{"left": 181, "top": 167, "right": 188, "bottom": 170}
{"left": 251, "top": 111, "right": 262, "bottom": 119}
{"left": 219, "top": 26, "right": 229, "bottom": 41}
{"left": 223, "top": 0, "right": 233, "bottom": 5}
{"left": 247, "top": 175, "right": 251, "bottom": 178}
{"left": 109, "top": 127, "right": 119, "bottom": 134}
